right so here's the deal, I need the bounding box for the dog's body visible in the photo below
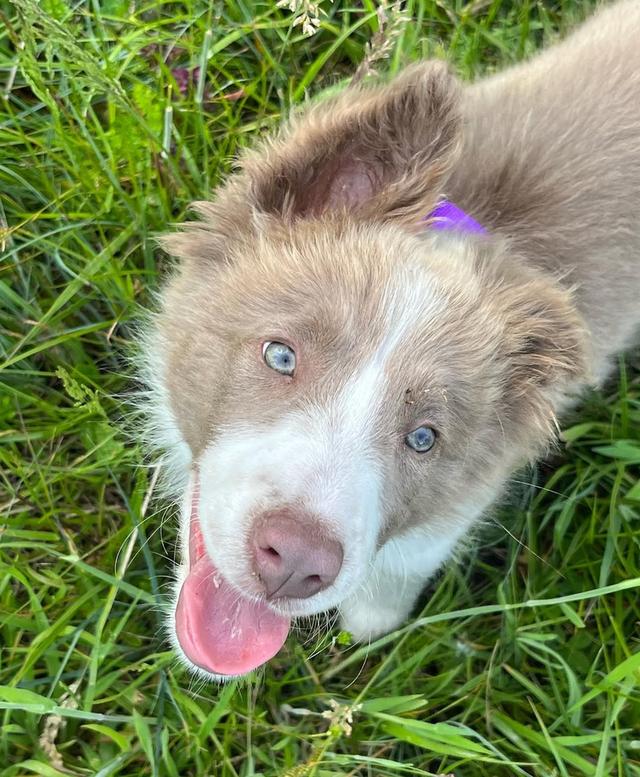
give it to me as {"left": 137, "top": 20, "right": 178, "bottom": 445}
{"left": 144, "top": 0, "right": 640, "bottom": 679}
{"left": 450, "top": 5, "right": 640, "bottom": 379}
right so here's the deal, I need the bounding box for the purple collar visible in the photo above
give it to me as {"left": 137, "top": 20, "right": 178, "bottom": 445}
{"left": 425, "top": 200, "right": 486, "bottom": 235}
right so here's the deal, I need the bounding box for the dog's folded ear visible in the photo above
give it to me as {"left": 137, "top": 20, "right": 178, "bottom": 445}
{"left": 242, "top": 61, "right": 461, "bottom": 225}
{"left": 492, "top": 272, "right": 590, "bottom": 446}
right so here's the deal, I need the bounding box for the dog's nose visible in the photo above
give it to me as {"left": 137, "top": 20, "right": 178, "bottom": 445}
{"left": 250, "top": 513, "right": 343, "bottom": 600}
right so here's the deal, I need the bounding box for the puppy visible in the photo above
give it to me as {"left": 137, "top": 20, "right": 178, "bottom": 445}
{"left": 142, "top": 0, "right": 640, "bottom": 679}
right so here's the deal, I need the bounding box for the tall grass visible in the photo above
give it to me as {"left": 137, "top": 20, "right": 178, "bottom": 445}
{"left": 1, "top": 1, "right": 639, "bottom": 775}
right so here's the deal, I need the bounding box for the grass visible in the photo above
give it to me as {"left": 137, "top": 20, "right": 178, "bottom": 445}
{"left": 1, "top": 0, "right": 639, "bottom": 774}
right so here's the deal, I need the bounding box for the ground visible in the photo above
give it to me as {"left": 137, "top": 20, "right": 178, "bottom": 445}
{"left": 1, "top": 1, "right": 639, "bottom": 775}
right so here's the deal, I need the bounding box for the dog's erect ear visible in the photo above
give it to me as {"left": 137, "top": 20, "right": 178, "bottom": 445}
{"left": 161, "top": 62, "right": 460, "bottom": 264}
{"left": 242, "top": 61, "right": 461, "bottom": 224}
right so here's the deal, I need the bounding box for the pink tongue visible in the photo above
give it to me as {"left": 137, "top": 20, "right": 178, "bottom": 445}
{"left": 175, "top": 507, "right": 290, "bottom": 676}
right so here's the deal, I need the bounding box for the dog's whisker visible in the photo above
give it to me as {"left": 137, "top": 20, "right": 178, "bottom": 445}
{"left": 507, "top": 477, "right": 575, "bottom": 501}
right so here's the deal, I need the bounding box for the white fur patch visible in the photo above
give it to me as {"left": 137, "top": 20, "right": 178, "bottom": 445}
{"left": 339, "top": 521, "right": 473, "bottom": 641}
{"left": 196, "top": 408, "right": 381, "bottom": 617}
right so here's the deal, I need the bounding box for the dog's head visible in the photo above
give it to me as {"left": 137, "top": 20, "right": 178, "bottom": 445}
{"left": 145, "top": 62, "right": 587, "bottom": 678}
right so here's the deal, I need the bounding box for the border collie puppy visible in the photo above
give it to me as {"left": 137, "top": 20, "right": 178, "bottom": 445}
{"left": 142, "top": 0, "right": 640, "bottom": 679}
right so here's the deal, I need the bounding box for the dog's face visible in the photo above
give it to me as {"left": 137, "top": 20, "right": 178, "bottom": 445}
{"left": 145, "top": 63, "right": 586, "bottom": 679}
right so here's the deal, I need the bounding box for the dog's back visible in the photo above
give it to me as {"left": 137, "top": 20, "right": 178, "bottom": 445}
{"left": 450, "top": 0, "right": 640, "bottom": 377}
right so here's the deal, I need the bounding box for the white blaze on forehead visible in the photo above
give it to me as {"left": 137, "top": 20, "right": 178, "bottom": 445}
{"left": 332, "top": 260, "right": 446, "bottom": 439}
{"left": 301, "top": 261, "right": 445, "bottom": 526}
{"left": 379, "top": 260, "right": 446, "bottom": 368}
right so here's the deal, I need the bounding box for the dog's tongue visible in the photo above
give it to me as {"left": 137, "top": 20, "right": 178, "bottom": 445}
{"left": 175, "top": 501, "right": 290, "bottom": 676}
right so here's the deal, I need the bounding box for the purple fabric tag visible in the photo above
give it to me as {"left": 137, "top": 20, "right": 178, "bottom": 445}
{"left": 425, "top": 200, "right": 486, "bottom": 235}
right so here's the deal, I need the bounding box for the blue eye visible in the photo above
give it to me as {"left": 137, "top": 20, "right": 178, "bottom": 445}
{"left": 405, "top": 425, "right": 437, "bottom": 453}
{"left": 263, "top": 341, "right": 296, "bottom": 376}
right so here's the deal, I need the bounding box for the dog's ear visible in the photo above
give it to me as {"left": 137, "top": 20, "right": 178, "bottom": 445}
{"left": 242, "top": 61, "right": 461, "bottom": 225}
{"left": 161, "top": 62, "right": 460, "bottom": 263}
{"left": 494, "top": 274, "right": 589, "bottom": 444}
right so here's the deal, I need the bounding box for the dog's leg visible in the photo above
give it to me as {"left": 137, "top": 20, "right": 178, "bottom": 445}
{"left": 339, "top": 528, "right": 462, "bottom": 642}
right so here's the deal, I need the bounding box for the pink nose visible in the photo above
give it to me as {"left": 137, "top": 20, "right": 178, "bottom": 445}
{"left": 250, "top": 512, "right": 343, "bottom": 600}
